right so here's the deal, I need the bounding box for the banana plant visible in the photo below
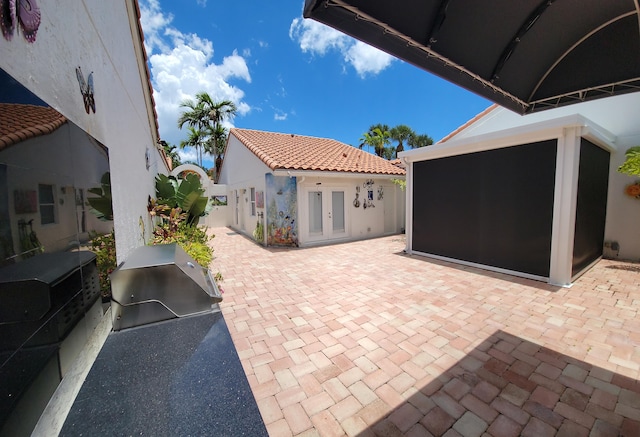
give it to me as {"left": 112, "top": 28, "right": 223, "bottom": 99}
{"left": 154, "top": 173, "right": 211, "bottom": 225}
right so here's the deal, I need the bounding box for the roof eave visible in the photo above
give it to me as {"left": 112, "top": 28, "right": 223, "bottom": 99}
{"left": 272, "top": 169, "right": 405, "bottom": 179}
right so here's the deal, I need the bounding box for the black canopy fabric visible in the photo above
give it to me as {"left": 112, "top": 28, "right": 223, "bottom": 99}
{"left": 303, "top": 0, "right": 640, "bottom": 114}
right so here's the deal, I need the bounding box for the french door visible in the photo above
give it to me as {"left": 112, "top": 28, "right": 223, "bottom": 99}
{"left": 307, "top": 188, "right": 346, "bottom": 241}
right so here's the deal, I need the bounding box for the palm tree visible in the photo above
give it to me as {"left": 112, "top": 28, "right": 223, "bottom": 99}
{"left": 177, "top": 92, "right": 237, "bottom": 176}
{"left": 408, "top": 132, "right": 434, "bottom": 149}
{"left": 389, "top": 124, "right": 414, "bottom": 158}
{"left": 159, "top": 140, "right": 182, "bottom": 168}
{"left": 359, "top": 127, "right": 391, "bottom": 158}
{"left": 179, "top": 127, "right": 206, "bottom": 167}
{"left": 207, "top": 100, "right": 236, "bottom": 180}
{"left": 178, "top": 98, "right": 209, "bottom": 167}
{"left": 211, "top": 124, "right": 228, "bottom": 178}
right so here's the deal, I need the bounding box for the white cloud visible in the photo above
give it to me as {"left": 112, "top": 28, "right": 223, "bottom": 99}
{"left": 177, "top": 148, "right": 199, "bottom": 163}
{"left": 139, "top": 0, "right": 252, "bottom": 147}
{"left": 346, "top": 41, "right": 394, "bottom": 77}
{"left": 289, "top": 18, "right": 347, "bottom": 55}
{"left": 139, "top": 0, "right": 172, "bottom": 54}
{"left": 274, "top": 112, "right": 287, "bottom": 121}
{"left": 289, "top": 16, "right": 394, "bottom": 77}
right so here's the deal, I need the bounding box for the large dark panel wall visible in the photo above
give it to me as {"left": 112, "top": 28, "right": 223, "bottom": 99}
{"left": 413, "top": 140, "right": 557, "bottom": 277}
{"left": 572, "top": 139, "right": 610, "bottom": 276}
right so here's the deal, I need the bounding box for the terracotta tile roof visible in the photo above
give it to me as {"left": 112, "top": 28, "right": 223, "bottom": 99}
{"left": 437, "top": 104, "right": 499, "bottom": 144}
{"left": 389, "top": 158, "right": 406, "bottom": 169}
{"left": 229, "top": 128, "right": 406, "bottom": 176}
{"left": 0, "top": 103, "right": 67, "bottom": 150}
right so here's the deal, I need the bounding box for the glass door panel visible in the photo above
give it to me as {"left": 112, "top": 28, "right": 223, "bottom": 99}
{"left": 332, "top": 191, "right": 345, "bottom": 232}
{"left": 309, "top": 191, "right": 323, "bottom": 234}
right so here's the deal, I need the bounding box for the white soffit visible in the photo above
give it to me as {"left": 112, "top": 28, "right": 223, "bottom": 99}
{"left": 399, "top": 114, "right": 617, "bottom": 163}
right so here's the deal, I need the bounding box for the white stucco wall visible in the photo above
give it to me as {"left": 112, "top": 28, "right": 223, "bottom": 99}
{"left": 205, "top": 184, "right": 231, "bottom": 228}
{"left": 296, "top": 175, "right": 404, "bottom": 246}
{"left": 219, "top": 134, "right": 270, "bottom": 236}
{"left": 0, "top": 0, "right": 165, "bottom": 262}
{"left": 439, "top": 94, "right": 640, "bottom": 261}
{"left": 170, "top": 164, "right": 230, "bottom": 228}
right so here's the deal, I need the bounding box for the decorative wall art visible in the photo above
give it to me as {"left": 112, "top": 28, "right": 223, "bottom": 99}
{"left": 76, "top": 66, "right": 96, "bottom": 114}
{"left": 265, "top": 174, "right": 297, "bottom": 246}
{"left": 14, "top": 189, "right": 37, "bottom": 213}
{"left": 0, "top": 0, "right": 41, "bottom": 43}
{"left": 353, "top": 186, "right": 360, "bottom": 208}
{"left": 362, "top": 179, "right": 375, "bottom": 209}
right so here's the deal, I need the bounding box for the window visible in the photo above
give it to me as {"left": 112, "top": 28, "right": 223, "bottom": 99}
{"left": 38, "top": 184, "right": 56, "bottom": 225}
{"left": 250, "top": 187, "right": 256, "bottom": 216}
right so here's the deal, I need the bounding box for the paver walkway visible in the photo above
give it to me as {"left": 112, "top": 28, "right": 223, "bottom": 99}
{"left": 208, "top": 228, "right": 640, "bottom": 437}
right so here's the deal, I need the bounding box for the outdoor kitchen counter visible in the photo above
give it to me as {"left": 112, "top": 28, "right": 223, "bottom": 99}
{"left": 60, "top": 308, "right": 267, "bottom": 436}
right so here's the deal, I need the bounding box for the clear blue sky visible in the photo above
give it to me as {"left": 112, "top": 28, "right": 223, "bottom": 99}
{"left": 139, "top": 0, "right": 492, "bottom": 168}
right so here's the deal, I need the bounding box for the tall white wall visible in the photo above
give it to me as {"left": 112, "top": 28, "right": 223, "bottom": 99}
{"left": 0, "top": 0, "right": 164, "bottom": 262}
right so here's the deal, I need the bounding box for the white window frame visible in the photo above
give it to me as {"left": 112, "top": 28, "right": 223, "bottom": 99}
{"left": 250, "top": 187, "right": 256, "bottom": 216}
{"left": 38, "top": 183, "right": 56, "bottom": 225}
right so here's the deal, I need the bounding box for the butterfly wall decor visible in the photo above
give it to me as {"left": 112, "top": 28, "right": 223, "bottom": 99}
{"left": 0, "top": 0, "right": 41, "bottom": 43}
{"left": 76, "top": 67, "right": 96, "bottom": 114}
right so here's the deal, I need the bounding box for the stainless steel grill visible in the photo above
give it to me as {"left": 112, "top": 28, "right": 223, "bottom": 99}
{"left": 110, "top": 243, "right": 222, "bottom": 331}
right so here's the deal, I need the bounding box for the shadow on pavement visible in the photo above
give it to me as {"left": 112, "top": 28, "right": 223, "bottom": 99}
{"left": 361, "top": 330, "right": 640, "bottom": 436}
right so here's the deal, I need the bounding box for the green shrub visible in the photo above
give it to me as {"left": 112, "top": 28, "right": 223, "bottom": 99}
{"left": 154, "top": 173, "right": 211, "bottom": 225}
{"left": 151, "top": 220, "right": 213, "bottom": 267}
{"left": 253, "top": 220, "right": 264, "bottom": 244}
{"left": 89, "top": 230, "right": 117, "bottom": 299}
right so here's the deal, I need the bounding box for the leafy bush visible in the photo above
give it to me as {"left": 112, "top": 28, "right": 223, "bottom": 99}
{"left": 253, "top": 220, "right": 264, "bottom": 244}
{"left": 148, "top": 202, "right": 221, "bottom": 281}
{"left": 154, "top": 173, "right": 211, "bottom": 225}
{"left": 619, "top": 146, "right": 640, "bottom": 176}
{"left": 151, "top": 218, "right": 213, "bottom": 267}
{"left": 89, "top": 230, "right": 117, "bottom": 299}
{"left": 87, "top": 172, "right": 113, "bottom": 221}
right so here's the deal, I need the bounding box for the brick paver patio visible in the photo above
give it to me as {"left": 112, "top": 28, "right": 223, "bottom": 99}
{"left": 208, "top": 228, "right": 640, "bottom": 437}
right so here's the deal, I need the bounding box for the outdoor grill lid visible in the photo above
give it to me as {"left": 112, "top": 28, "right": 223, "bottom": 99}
{"left": 110, "top": 243, "right": 222, "bottom": 330}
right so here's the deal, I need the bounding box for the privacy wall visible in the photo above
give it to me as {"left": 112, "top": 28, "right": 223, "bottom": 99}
{"left": 572, "top": 139, "right": 610, "bottom": 276}
{"left": 412, "top": 140, "right": 557, "bottom": 278}
{"left": 405, "top": 118, "right": 614, "bottom": 286}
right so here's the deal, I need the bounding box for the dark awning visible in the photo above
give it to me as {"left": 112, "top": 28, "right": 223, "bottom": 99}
{"left": 303, "top": 0, "right": 640, "bottom": 114}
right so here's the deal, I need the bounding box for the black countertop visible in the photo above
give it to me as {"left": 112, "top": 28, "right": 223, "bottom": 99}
{"left": 60, "top": 309, "right": 267, "bottom": 436}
